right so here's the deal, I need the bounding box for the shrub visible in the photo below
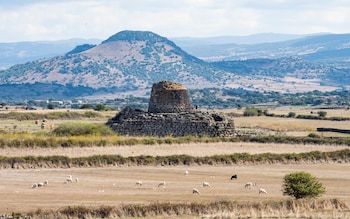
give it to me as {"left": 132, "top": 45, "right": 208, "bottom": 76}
{"left": 317, "top": 111, "right": 327, "bottom": 117}
{"left": 287, "top": 112, "right": 296, "bottom": 118}
{"left": 243, "top": 107, "right": 259, "bottom": 116}
{"left": 52, "top": 122, "right": 115, "bottom": 136}
{"left": 282, "top": 171, "right": 325, "bottom": 199}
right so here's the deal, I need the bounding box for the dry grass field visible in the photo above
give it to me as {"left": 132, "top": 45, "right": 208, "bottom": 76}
{"left": 0, "top": 107, "right": 349, "bottom": 218}
{"left": 1, "top": 163, "right": 350, "bottom": 218}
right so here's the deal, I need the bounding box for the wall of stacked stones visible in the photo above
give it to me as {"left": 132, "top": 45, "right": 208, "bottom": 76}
{"left": 110, "top": 113, "right": 235, "bottom": 137}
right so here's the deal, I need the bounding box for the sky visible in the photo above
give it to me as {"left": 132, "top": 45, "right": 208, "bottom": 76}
{"left": 1, "top": 0, "right": 350, "bottom": 42}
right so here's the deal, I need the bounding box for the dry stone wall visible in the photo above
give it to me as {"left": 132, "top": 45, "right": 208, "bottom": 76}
{"left": 107, "top": 107, "right": 235, "bottom": 137}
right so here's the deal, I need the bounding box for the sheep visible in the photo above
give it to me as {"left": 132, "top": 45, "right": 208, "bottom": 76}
{"left": 259, "top": 188, "right": 268, "bottom": 194}
{"left": 230, "top": 175, "right": 238, "bottom": 180}
{"left": 184, "top": 170, "right": 189, "bottom": 175}
{"left": 31, "top": 183, "right": 38, "bottom": 189}
{"left": 135, "top": 180, "right": 143, "bottom": 186}
{"left": 244, "top": 182, "right": 256, "bottom": 189}
{"left": 65, "top": 175, "right": 73, "bottom": 183}
{"left": 75, "top": 177, "right": 79, "bottom": 183}
{"left": 44, "top": 180, "right": 48, "bottom": 186}
{"left": 202, "top": 182, "right": 211, "bottom": 188}
{"left": 37, "top": 182, "right": 45, "bottom": 187}
{"left": 192, "top": 188, "right": 200, "bottom": 194}
{"left": 158, "top": 181, "right": 166, "bottom": 188}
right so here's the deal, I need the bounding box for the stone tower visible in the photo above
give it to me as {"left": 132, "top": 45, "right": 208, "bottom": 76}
{"left": 148, "top": 80, "right": 192, "bottom": 113}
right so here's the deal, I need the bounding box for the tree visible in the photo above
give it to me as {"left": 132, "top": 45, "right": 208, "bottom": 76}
{"left": 243, "top": 107, "right": 259, "bottom": 116}
{"left": 287, "top": 112, "right": 296, "bottom": 118}
{"left": 47, "top": 103, "right": 55, "bottom": 109}
{"left": 317, "top": 111, "right": 327, "bottom": 117}
{"left": 282, "top": 171, "right": 325, "bottom": 199}
{"left": 93, "top": 104, "right": 106, "bottom": 111}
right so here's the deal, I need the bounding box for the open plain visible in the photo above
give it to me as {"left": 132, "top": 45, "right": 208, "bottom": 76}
{"left": 0, "top": 107, "right": 349, "bottom": 218}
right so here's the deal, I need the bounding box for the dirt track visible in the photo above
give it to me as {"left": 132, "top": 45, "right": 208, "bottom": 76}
{"left": 1, "top": 142, "right": 347, "bottom": 158}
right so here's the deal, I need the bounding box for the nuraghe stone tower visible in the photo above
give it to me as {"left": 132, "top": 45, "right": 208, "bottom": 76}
{"left": 107, "top": 80, "right": 235, "bottom": 137}
{"left": 148, "top": 81, "right": 192, "bottom": 113}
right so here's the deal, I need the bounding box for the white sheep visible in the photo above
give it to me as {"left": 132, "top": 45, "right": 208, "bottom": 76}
{"left": 135, "top": 180, "right": 143, "bottom": 186}
{"left": 37, "top": 182, "right": 44, "bottom": 187}
{"left": 31, "top": 183, "right": 38, "bottom": 189}
{"left": 192, "top": 188, "right": 200, "bottom": 194}
{"left": 44, "top": 180, "right": 48, "bottom": 186}
{"left": 184, "top": 170, "right": 189, "bottom": 175}
{"left": 244, "top": 182, "right": 256, "bottom": 189}
{"left": 158, "top": 181, "right": 166, "bottom": 188}
{"left": 259, "top": 188, "right": 268, "bottom": 194}
{"left": 65, "top": 175, "right": 73, "bottom": 183}
{"left": 202, "top": 182, "right": 211, "bottom": 187}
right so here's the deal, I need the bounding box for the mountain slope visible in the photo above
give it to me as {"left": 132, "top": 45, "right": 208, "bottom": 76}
{"left": 0, "top": 31, "right": 348, "bottom": 100}
{"left": 180, "top": 33, "right": 350, "bottom": 68}
{"left": 0, "top": 31, "right": 227, "bottom": 92}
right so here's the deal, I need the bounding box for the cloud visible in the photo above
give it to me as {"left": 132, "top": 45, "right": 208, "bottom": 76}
{"left": 0, "top": 0, "right": 350, "bottom": 42}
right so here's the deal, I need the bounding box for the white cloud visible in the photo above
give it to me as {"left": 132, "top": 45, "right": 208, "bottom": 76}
{"left": 0, "top": 0, "right": 350, "bottom": 42}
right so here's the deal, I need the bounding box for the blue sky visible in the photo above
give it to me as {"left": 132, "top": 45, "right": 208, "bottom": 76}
{"left": 0, "top": 0, "right": 350, "bottom": 42}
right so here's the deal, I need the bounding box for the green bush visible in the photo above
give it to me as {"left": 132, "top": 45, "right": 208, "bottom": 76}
{"left": 288, "top": 112, "right": 296, "bottom": 118}
{"left": 243, "top": 107, "right": 259, "bottom": 116}
{"left": 282, "top": 171, "right": 325, "bottom": 199}
{"left": 317, "top": 111, "right": 327, "bottom": 117}
{"left": 52, "top": 122, "right": 115, "bottom": 136}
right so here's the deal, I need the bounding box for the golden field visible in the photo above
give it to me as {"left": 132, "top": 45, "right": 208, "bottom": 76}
{"left": 0, "top": 107, "right": 349, "bottom": 218}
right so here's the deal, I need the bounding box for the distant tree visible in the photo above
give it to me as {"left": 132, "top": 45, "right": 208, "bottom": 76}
{"left": 287, "top": 112, "right": 296, "bottom": 118}
{"left": 47, "top": 103, "right": 55, "bottom": 109}
{"left": 243, "top": 107, "right": 257, "bottom": 116}
{"left": 80, "top": 104, "right": 94, "bottom": 109}
{"left": 282, "top": 171, "right": 325, "bottom": 199}
{"left": 93, "top": 104, "right": 106, "bottom": 111}
{"left": 317, "top": 111, "right": 327, "bottom": 117}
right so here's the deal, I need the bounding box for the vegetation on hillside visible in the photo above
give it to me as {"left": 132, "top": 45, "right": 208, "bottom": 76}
{"left": 190, "top": 88, "right": 350, "bottom": 109}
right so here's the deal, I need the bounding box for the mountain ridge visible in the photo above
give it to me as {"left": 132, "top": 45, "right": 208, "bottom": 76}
{"left": 0, "top": 30, "right": 349, "bottom": 100}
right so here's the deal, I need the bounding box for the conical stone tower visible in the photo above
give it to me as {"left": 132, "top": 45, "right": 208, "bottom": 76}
{"left": 148, "top": 80, "right": 192, "bottom": 113}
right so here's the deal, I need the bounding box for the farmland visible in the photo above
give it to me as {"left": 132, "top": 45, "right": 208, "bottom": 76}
{"left": 0, "top": 107, "right": 349, "bottom": 218}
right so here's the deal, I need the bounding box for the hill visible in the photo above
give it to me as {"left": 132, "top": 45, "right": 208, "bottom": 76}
{"left": 0, "top": 31, "right": 348, "bottom": 100}
{"left": 179, "top": 33, "right": 350, "bottom": 68}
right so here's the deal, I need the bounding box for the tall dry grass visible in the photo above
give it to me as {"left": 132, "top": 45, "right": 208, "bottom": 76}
{"left": 21, "top": 198, "right": 348, "bottom": 219}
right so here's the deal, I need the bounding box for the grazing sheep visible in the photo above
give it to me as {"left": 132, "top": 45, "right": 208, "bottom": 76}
{"left": 259, "top": 188, "right": 267, "bottom": 194}
{"left": 192, "top": 188, "right": 200, "bottom": 194}
{"left": 65, "top": 175, "right": 73, "bottom": 183}
{"left": 44, "top": 180, "right": 48, "bottom": 186}
{"left": 202, "top": 182, "right": 211, "bottom": 187}
{"left": 75, "top": 178, "right": 79, "bottom": 183}
{"left": 244, "top": 182, "right": 254, "bottom": 189}
{"left": 158, "top": 181, "right": 166, "bottom": 188}
{"left": 184, "top": 170, "right": 189, "bottom": 175}
{"left": 31, "top": 183, "right": 38, "bottom": 189}
{"left": 231, "top": 175, "right": 238, "bottom": 180}
{"left": 135, "top": 180, "right": 143, "bottom": 186}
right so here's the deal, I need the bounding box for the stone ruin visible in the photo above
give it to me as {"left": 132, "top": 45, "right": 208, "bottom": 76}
{"left": 107, "top": 80, "right": 235, "bottom": 137}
